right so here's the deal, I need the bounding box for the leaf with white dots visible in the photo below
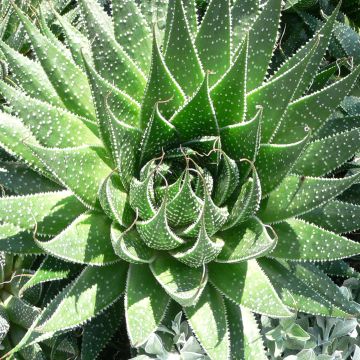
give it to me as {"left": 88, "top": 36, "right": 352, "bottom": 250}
{"left": 27, "top": 144, "right": 112, "bottom": 209}
{"left": 36, "top": 212, "right": 118, "bottom": 265}
{"left": 81, "top": 300, "right": 123, "bottom": 360}
{"left": 150, "top": 255, "right": 207, "bottom": 307}
{"left": 165, "top": 0, "right": 203, "bottom": 96}
{"left": 78, "top": 0, "right": 146, "bottom": 101}
{"left": 270, "top": 218, "right": 360, "bottom": 261}
{"left": 126, "top": 264, "right": 170, "bottom": 347}
{"left": 273, "top": 66, "right": 360, "bottom": 143}
{"left": 209, "top": 260, "right": 291, "bottom": 317}
{"left": 246, "top": 0, "right": 282, "bottom": 91}
{"left": 195, "top": 0, "right": 231, "bottom": 85}
{"left": 14, "top": 5, "right": 96, "bottom": 121}
{"left": 300, "top": 200, "right": 360, "bottom": 234}
{"left": 36, "top": 262, "right": 128, "bottom": 333}
{"left": 184, "top": 285, "right": 230, "bottom": 360}
{"left": 0, "top": 80, "right": 99, "bottom": 148}
{"left": 293, "top": 128, "right": 360, "bottom": 177}
{"left": 0, "top": 190, "right": 86, "bottom": 236}
{"left": 317, "top": 260, "right": 360, "bottom": 279}
{"left": 112, "top": 0, "right": 152, "bottom": 73}
{"left": 225, "top": 301, "right": 268, "bottom": 360}
{"left": 259, "top": 173, "right": 360, "bottom": 224}
{"left": 258, "top": 258, "right": 355, "bottom": 318}
{"left": 216, "top": 217, "right": 275, "bottom": 263}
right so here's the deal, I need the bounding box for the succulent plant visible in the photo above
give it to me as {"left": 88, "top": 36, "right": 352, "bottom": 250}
{"left": 1, "top": 0, "right": 360, "bottom": 358}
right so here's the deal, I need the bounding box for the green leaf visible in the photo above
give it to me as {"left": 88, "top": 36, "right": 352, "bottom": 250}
{"left": 314, "top": 115, "right": 360, "bottom": 140}
{"left": 293, "top": 128, "right": 360, "bottom": 177}
{"left": 27, "top": 144, "right": 112, "bottom": 209}
{"left": 0, "top": 80, "right": 99, "bottom": 148}
{"left": 184, "top": 285, "right": 230, "bottom": 360}
{"left": 78, "top": 0, "right": 146, "bottom": 101}
{"left": 111, "top": 223, "right": 155, "bottom": 264}
{"left": 317, "top": 260, "right": 360, "bottom": 279}
{"left": 112, "top": 0, "right": 152, "bottom": 73}
{"left": 14, "top": 6, "right": 96, "bottom": 121}
{"left": 273, "top": 66, "right": 360, "bottom": 143}
{"left": 136, "top": 197, "right": 185, "bottom": 250}
{"left": 231, "top": 0, "right": 259, "bottom": 54}
{"left": 140, "top": 30, "right": 185, "bottom": 130}
{"left": 150, "top": 255, "right": 207, "bottom": 306}
{"left": 171, "top": 74, "right": 218, "bottom": 141}
{"left": 0, "top": 223, "right": 42, "bottom": 254}
{"left": 0, "top": 190, "right": 86, "bottom": 236}
{"left": 246, "top": 42, "right": 316, "bottom": 142}
{"left": 211, "top": 36, "right": 248, "bottom": 127}
{"left": 36, "top": 212, "right": 118, "bottom": 265}
{"left": 164, "top": 0, "right": 203, "bottom": 96}
{"left": 256, "top": 133, "right": 310, "bottom": 196}
{"left": 270, "top": 218, "right": 360, "bottom": 261}
{"left": 0, "top": 162, "right": 60, "bottom": 195}
{"left": 81, "top": 301, "right": 123, "bottom": 360}
{"left": 140, "top": 104, "right": 178, "bottom": 164}
{"left": 0, "top": 40, "right": 63, "bottom": 108}
{"left": 258, "top": 258, "right": 354, "bottom": 318}
{"left": 98, "top": 172, "right": 134, "bottom": 227}
{"left": 220, "top": 107, "right": 262, "bottom": 162}
{"left": 126, "top": 264, "right": 170, "bottom": 347}
{"left": 246, "top": 0, "right": 282, "bottom": 91}
{"left": 259, "top": 173, "right": 360, "bottom": 223}
{"left": 225, "top": 301, "right": 268, "bottom": 360}
{"left": 309, "top": 60, "right": 344, "bottom": 93}
{"left": 224, "top": 166, "right": 261, "bottom": 229}
{"left": 216, "top": 217, "right": 276, "bottom": 263}
{"left": 209, "top": 260, "right": 291, "bottom": 317}
{"left": 4, "top": 296, "right": 40, "bottom": 329}
{"left": 21, "top": 256, "right": 81, "bottom": 294}
{"left": 195, "top": 0, "right": 231, "bottom": 85}
{"left": 272, "top": 3, "right": 339, "bottom": 98}
{"left": 36, "top": 262, "right": 128, "bottom": 333}
{"left": 300, "top": 200, "right": 360, "bottom": 234}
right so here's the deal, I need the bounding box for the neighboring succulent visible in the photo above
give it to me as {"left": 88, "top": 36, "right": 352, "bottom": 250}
{"left": 1, "top": 0, "right": 360, "bottom": 359}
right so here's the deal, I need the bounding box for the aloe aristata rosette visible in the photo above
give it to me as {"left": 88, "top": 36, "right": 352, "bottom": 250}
{"left": 1, "top": 0, "right": 360, "bottom": 358}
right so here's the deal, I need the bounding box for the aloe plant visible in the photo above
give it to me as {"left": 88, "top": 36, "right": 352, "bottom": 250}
{"left": 1, "top": 0, "right": 360, "bottom": 358}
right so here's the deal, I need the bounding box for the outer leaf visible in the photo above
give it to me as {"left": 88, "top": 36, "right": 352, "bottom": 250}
{"left": 259, "top": 173, "right": 360, "bottom": 223}
{"left": 0, "top": 191, "right": 85, "bottom": 236}
{"left": 140, "top": 31, "right": 185, "bottom": 130}
{"left": 195, "top": 0, "right": 231, "bottom": 85}
{"left": 300, "top": 200, "right": 360, "bottom": 234}
{"left": 0, "top": 80, "right": 99, "bottom": 148}
{"left": 209, "top": 260, "right": 291, "bottom": 317}
{"left": 317, "top": 260, "right": 360, "bottom": 279}
{"left": 36, "top": 262, "right": 128, "bottom": 333}
{"left": 184, "top": 285, "right": 230, "bottom": 360}
{"left": 112, "top": 0, "right": 152, "bottom": 73}
{"left": 36, "top": 212, "right": 118, "bottom": 265}
{"left": 150, "top": 255, "right": 207, "bottom": 307}
{"left": 270, "top": 218, "right": 360, "bottom": 261}
{"left": 27, "top": 144, "right": 112, "bottom": 209}
{"left": 14, "top": 6, "right": 96, "bottom": 120}
{"left": 126, "top": 264, "right": 170, "bottom": 347}
{"left": 111, "top": 224, "right": 155, "bottom": 264}
{"left": 293, "top": 128, "right": 360, "bottom": 177}
{"left": 274, "top": 66, "right": 360, "bottom": 143}
{"left": 216, "top": 217, "right": 276, "bottom": 263}
{"left": 0, "top": 40, "right": 63, "bottom": 107}
{"left": 164, "top": 0, "right": 203, "bottom": 96}
{"left": 21, "top": 256, "right": 81, "bottom": 293}
{"left": 81, "top": 301, "right": 123, "bottom": 360}
{"left": 258, "top": 258, "right": 354, "bottom": 318}
{"left": 211, "top": 36, "right": 248, "bottom": 127}
{"left": 314, "top": 115, "right": 360, "bottom": 140}
{"left": 78, "top": 0, "right": 146, "bottom": 101}
{"left": 246, "top": 0, "right": 282, "bottom": 91}
{"left": 171, "top": 74, "right": 219, "bottom": 142}
{"left": 255, "top": 133, "right": 310, "bottom": 196}
{"left": 225, "top": 301, "right": 268, "bottom": 360}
